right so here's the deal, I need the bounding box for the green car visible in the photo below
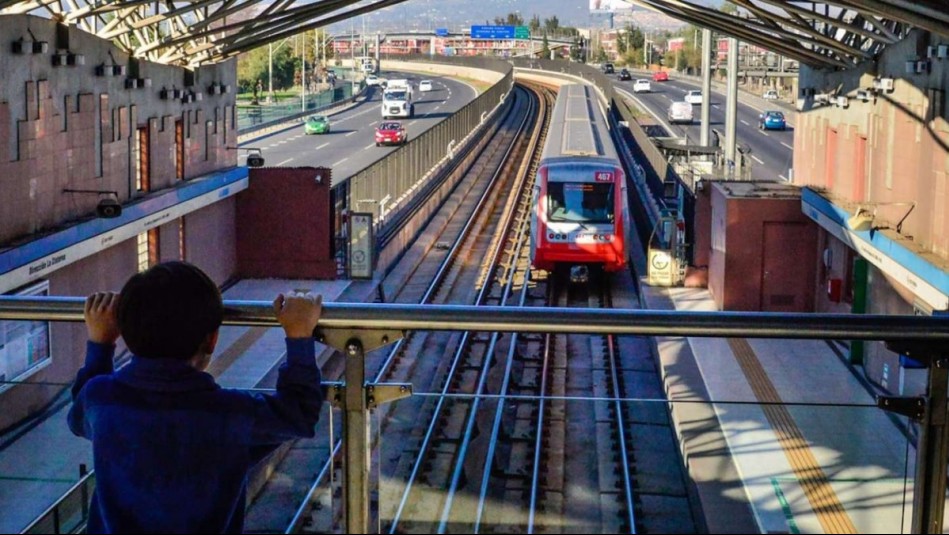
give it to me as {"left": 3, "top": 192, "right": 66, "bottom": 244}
{"left": 304, "top": 115, "right": 331, "bottom": 135}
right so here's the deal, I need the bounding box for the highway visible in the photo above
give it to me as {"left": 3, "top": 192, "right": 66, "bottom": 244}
{"left": 614, "top": 74, "right": 795, "bottom": 183}
{"left": 239, "top": 72, "right": 478, "bottom": 184}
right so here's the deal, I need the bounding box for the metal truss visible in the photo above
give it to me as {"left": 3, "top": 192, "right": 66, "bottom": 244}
{"left": 625, "top": 0, "right": 949, "bottom": 69}
{"left": 3, "top": 0, "right": 947, "bottom": 68}
{"left": 0, "top": 0, "right": 409, "bottom": 67}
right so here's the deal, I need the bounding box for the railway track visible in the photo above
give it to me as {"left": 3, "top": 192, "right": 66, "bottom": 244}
{"left": 279, "top": 80, "right": 696, "bottom": 535}
{"left": 277, "top": 82, "right": 554, "bottom": 533}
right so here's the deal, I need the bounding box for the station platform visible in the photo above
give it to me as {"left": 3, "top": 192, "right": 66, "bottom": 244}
{"left": 642, "top": 282, "right": 931, "bottom": 534}
{"left": 0, "top": 277, "right": 375, "bottom": 534}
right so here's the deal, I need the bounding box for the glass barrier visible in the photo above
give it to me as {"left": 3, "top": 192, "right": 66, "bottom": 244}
{"left": 0, "top": 381, "right": 91, "bottom": 534}
{"left": 374, "top": 394, "right": 914, "bottom": 534}
{"left": 237, "top": 84, "right": 358, "bottom": 132}
{"left": 0, "top": 312, "right": 936, "bottom": 534}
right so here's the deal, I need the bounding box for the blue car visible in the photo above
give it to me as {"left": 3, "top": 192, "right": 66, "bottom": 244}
{"left": 759, "top": 111, "right": 787, "bottom": 131}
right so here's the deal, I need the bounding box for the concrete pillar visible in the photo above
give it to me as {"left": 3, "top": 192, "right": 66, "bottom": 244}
{"left": 700, "top": 29, "right": 712, "bottom": 147}
{"left": 724, "top": 37, "right": 738, "bottom": 177}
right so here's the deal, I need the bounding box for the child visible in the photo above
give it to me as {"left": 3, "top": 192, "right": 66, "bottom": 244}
{"left": 68, "top": 261, "right": 324, "bottom": 533}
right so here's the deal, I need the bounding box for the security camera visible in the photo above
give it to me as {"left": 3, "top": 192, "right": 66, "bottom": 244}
{"left": 247, "top": 154, "right": 265, "bottom": 168}
{"left": 96, "top": 197, "right": 122, "bottom": 218}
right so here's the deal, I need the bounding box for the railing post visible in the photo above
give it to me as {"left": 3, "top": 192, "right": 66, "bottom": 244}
{"left": 79, "top": 464, "right": 89, "bottom": 520}
{"left": 343, "top": 338, "right": 370, "bottom": 534}
{"left": 879, "top": 342, "right": 949, "bottom": 534}
{"left": 317, "top": 329, "right": 409, "bottom": 535}
{"left": 915, "top": 358, "right": 949, "bottom": 534}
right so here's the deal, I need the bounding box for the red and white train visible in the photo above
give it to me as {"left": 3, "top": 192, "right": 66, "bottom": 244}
{"left": 530, "top": 84, "right": 631, "bottom": 274}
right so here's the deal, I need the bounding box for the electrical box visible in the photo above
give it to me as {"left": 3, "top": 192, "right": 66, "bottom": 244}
{"left": 827, "top": 278, "right": 842, "bottom": 303}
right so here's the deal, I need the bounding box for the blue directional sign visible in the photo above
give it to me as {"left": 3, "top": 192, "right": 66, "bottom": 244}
{"left": 471, "top": 25, "right": 516, "bottom": 39}
{"left": 435, "top": 28, "right": 449, "bottom": 37}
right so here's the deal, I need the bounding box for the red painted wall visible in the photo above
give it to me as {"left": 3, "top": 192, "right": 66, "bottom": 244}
{"left": 236, "top": 168, "right": 336, "bottom": 280}
{"left": 692, "top": 183, "right": 712, "bottom": 269}
{"left": 708, "top": 183, "right": 818, "bottom": 312}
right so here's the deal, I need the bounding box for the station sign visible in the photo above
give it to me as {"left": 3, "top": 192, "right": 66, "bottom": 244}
{"left": 435, "top": 28, "right": 449, "bottom": 37}
{"left": 470, "top": 25, "right": 530, "bottom": 40}
{"left": 348, "top": 213, "right": 374, "bottom": 280}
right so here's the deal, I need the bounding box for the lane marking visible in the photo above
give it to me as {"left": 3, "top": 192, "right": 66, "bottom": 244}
{"left": 345, "top": 131, "right": 358, "bottom": 137}
{"left": 781, "top": 142, "right": 793, "bottom": 150}
{"left": 364, "top": 144, "right": 376, "bottom": 150}
{"left": 751, "top": 155, "right": 765, "bottom": 165}
{"left": 758, "top": 130, "right": 770, "bottom": 137}
{"left": 332, "top": 157, "right": 349, "bottom": 166}
{"left": 315, "top": 142, "right": 329, "bottom": 150}
{"left": 779, "top": 175, "right": 789, "bottom": 182}
{"left": 409, "top": 121, "right": 417, "bottom": 125}
{"left": 276, "top": 157, "right": 294, "bottom": 166}
{"left": 712, "top": 104, "right": 721, "bottom": 109}
{"left": 740, "top": 119, "right": 750, "bottom": 126}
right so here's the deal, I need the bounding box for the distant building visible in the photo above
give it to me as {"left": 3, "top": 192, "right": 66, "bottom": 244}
{"left": 667, "top": 37, "right": 686, "bottom": 52}
{"left": 589, "top": 10, "right": 614, "bottom": 30}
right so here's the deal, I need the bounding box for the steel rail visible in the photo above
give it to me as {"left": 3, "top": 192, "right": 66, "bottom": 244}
{"left": 373, "top": 87, "right": 527, "bottom": 380}
{"left": 470, "top": 86, "right": 552, "bottom": 533}
{"left": 4, "top": 297, "right": 948, "bottom": 341}
{"left": 441, "top": 89, "right": 544, "bottom": 534}
{"left": 387, "top": 85, "right": 539, "bottom": 533}
{"left": 284, "top": 86, "right": 529, "bottom": 533}
{"left": 602, "top": 289, "right": 637, "bottom": 531}
{"left": 526, "top": 326, "right": 553, "bottom": 533}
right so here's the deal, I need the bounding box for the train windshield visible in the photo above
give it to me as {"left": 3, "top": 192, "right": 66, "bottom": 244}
{"left": 547, "top": 182, "right": 614, "bottom": 223}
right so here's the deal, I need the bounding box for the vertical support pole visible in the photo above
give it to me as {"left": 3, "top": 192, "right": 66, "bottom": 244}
{"left": 79, "top": 464, "right": 89, "bottom": 519}
{"left": 913, "top": 358, "right": 949, "bottom": 534}
{"left": 344, "top": 339, "right": 370, "bottom": 535}
{"left": 700, "top": 29, "right": 712, "bottom": 147}
{"left": 724, "top": 37, "right": 739, "bottom": 178}
{"left": 849, "top": 258, "right": 869, "bottom": 364}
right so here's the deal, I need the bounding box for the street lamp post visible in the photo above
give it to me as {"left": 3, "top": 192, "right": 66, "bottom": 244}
{"left": 268, "top": 38, "right": 291, "bottom": 104}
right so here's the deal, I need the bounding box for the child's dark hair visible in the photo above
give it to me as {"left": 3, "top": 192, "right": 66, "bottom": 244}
{"left": 117, "top": 261, "right": 223, "bottom": 360}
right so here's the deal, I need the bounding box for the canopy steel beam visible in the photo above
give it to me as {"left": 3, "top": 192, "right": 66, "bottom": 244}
{"left": 3, "top": 0, "right": 949, "bottom": 67}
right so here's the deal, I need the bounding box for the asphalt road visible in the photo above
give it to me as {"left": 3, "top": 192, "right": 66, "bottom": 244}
{"left": 615, "top": 74, "right": 795, "bottom": 183}
{"left": 240, "top": 71, "right": 478, "bottom": 185}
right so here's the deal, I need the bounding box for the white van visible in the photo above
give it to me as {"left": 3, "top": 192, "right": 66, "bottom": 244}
{"left": 668, "top": 101, "right": 694, "bottom": 124}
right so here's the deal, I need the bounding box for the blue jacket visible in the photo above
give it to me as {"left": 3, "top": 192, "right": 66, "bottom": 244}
{"left": 67, "top": 339, "right": 324, "bottom": 534}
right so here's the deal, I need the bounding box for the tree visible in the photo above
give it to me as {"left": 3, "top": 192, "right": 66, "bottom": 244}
{"left": 529, "top": 14, "right": 541, "bottom": 33}
{"left": 720, "top": 2, "right": 738, "bottom": 14}
{"left": 237, "top": 43, "right": 295, "bottom": 94}
{"left": 494, "top": 12, "right": 523, "bottom": 26}
{"left": 543, "top": 15, "right": 560, "bottom": 33}
{"left": 541, "top": 33, "right": 551, "bottom": 59}
{"left": 595, "top": 48, "right": 608, "bottom": 63}
{"left": 626, "top": 23, "right": 645, "bottom": 50}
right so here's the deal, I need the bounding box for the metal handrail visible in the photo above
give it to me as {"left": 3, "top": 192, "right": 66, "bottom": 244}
{"left": 6, "top": 296, "right": 949, "bottom": 534}
{"left": 2, "top": 296, "right": 948, "bottom": 341}
{"left": 20, "top": 471, "right": 94, "bottom": 534}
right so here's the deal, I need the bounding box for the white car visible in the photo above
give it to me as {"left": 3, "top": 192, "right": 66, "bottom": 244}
{"left": 684, "top": 90, "right": 703, "bottom": 105}
{"left": 668, "top": 101, "right": 694, "bottom": 124}
{"left": 633, "top": 79, "right": 651, "bottom": 93}
{"left": 366, "top": 75, "right": 382, "bottom": 87}
{"left": 763, "top": 89, "right": 779, "bottom": 100}
{"left": 419, "top": 80, "right": 434, "bottom": 92}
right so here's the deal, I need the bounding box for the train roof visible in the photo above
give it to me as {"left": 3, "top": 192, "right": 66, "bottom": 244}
{"left": 540, "top": 84, "right": 620, "bottom": 164}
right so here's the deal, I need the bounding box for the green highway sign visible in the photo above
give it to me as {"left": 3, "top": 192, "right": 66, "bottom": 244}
{"left": 515, "top": 26, "right": 530, "bottom": 40}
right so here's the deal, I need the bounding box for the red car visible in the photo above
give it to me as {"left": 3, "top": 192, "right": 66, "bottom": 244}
{"left": 652, "top": 71, "right": 669, "bottom": 82}
{"left": 375, "top": 121, "right": 407, "bottom": 146}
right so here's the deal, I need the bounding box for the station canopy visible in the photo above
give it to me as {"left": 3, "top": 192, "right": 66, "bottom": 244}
{"left": 0, "top": 0, "right": 409, "bottom": 67}
{"left": 1, "top": 1, "right": 948, "bottom": 69}
{"left": 624, "top": 0, "right": 949, "bottom": 69}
